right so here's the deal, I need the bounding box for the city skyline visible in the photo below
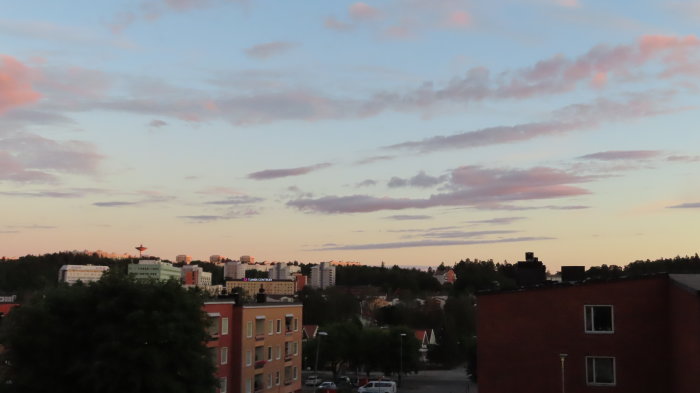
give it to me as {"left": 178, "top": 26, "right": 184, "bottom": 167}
{"left": 1, "top": 0, "right": 699, "bottom": 270}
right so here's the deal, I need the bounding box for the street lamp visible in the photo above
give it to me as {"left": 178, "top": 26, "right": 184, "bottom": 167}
{"left": 314, "top": 331, "right": 328, "bottom": 378}
{"left": 559, "top": 353, "right": 568, "bottom": 393}
{"left": 399, "top": 333, "right": 407, "bottom": 387}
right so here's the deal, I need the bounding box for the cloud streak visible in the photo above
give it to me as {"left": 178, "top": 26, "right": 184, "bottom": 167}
{"left": 244, "top": 42, "right": 299, "bottom": 59}
{"left": 311, "top": 236, "right": 554, "bottom": 250}
{"left": 579, "top": 150, "right": 661, "bottom": 160}
{"left": 667, "top": 202, "right": 700, "bottom": 209}
{"left": 288, "top": 165, "right": 592, "bottom": 214}
{"left": 248, "top": 163, "right": 332, "bottom": 180}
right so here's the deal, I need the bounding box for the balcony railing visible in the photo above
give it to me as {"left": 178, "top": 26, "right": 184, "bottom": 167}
{"left": 254, "top": 360, "right": 266, "bottom": 369}
{"left": 255, "top": 334, "right": 265, "bottom": 341}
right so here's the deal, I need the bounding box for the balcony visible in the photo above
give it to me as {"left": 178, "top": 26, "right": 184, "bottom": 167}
{"left": 255, "top": 334, "right": 265, "bottom": 341}
{"left": 254, "top": 360, "right": 266, "bottom": 369}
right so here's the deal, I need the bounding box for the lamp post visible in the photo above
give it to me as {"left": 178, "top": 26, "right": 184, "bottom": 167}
{"left": 559, "top": 353, "right": 568, "bottom": 393}
{"left": 399, "top": 333, "right": 406, "bottom": 387}
{"left": 314, "top": 331, "right": 328, "bottom": 378}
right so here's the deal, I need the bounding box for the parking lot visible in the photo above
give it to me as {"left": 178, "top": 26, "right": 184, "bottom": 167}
{"left": 301, "top": 367, "right": 477, "bottom": 393}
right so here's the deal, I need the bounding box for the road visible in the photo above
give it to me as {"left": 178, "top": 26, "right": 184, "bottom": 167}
{"left": 302, "top": 367, "right": 477, "bottom": 393}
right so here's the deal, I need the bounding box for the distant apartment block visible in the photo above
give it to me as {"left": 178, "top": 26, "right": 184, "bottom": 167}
{"left": 268, "top": 263, "right": 300, "bottom": 280}
{"left": 240, "top": 255, "right": 255, "bottom": 264}
{"left": 328, "top": 260, "right": 361, "bottom": 266}
{"left": 226, "top": 280, "right": 296, "bottom": 297}
{"left": 128, "top": 260, "right": 181, "bottom": 281}
{"left": 309, "top": 262, "right": 335, "bottom": 289}
{"left": 58, "top": 264, "right": 109, "bottom": 284}
{"left": 204, "top": 300, "right": 302, "bottom": 393}
{"left": 477, "top": 273, "right": 700, "bottom": 393}
{"left": 210, "top": 255, "right": 227, "bottom": 264}
{"left": 182, "top": 264, "right": 213, "bottom": 287}
{"left": 225, "top": 261, "right": 252, "bottom": 280}
{"left": 176, "top": 254, "right": 193, "bottom": 264}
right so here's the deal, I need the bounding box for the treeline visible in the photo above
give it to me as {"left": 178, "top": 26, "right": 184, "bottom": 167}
{"left": 586, "top": 254, "right": 700, "bottom": 280}
{"left": 335, "top": 265, "right": 442, "bottom": 295}
{"left": 0, "top": 252, "right": 225, "bottom": 299}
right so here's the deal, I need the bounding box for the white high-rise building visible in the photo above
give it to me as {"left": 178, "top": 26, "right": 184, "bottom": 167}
{"left": 58, "top": 265, "right": 109, "bottom": 284}
{"left": 224, "top": 261, "right": 251, "bottom": 279}
{"left": 268, "top": 263, "right": 301, "bottom": 280}
{"left": 209, "top": 255, "right": 226, "bottom": 264}
{"left": 310, "top": 262, "right": 335, "bottom": 289}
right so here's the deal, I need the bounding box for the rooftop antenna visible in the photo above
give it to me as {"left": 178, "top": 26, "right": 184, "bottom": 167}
{"left": 135, "top": 244, "right": 147, "bottom": 258}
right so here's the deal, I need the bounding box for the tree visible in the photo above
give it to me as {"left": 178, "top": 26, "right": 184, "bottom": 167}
{"left": 0, "top": 274, "right": 217, "bottom": 393}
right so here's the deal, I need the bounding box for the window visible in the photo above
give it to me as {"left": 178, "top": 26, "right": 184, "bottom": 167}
{"left": 586, "top": 357, "right": 616, "bottom": 386}
{"left": 221, "top": 346, "right": 228, "bottom": 365}
{"left": 268, "top": 320, "right": 274, "bottom": 335}
{"left": 293, "top": 318, "right": 298, "bottom": 331}
{"left": 246, "top": 321, "right": 253, "bottom": 338}
{"left": 210, "top": 347, "right": 218, "bottom": 365}
{"left": 275, "top": 371, "right": 280, "bottom": 385}
{"left": 293, "top": 341, "right": 298, "bottom": 356}
{"left": 267, "top": 373, "right": 273, "bottom": 388}
{"left": 220, "top": 377, "right": 227, "bottom": 393}
{"left": 276, "top": 319, "right": 281, "bottom": 334}
{"left": 268, "top": 346, "right": 273, "bottom": 361}
{"left": 245, "top": 378, "right": 252, "bottom": 393}
{"left": 585, "top": 305, "right": 614, "bottom": 333}
{"left": 293, "top": 366, "right": 298, "bottom": 380}
{"left": 221, "top": 317, "right": 229, "bottom": 335}
{"left": 276, "top": 345, "right": 281, "bottom": 359}
{"left": 246, "top": 350, "right": 252, "bottom": 366}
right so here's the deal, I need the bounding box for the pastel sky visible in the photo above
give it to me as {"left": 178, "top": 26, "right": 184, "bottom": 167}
{"left": 2, "top": 0, "right": 700, "bottom": 270}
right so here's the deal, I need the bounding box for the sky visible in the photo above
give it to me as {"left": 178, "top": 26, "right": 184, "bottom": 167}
{"left": 1, "top": 0, "right": 699, "bottom": 270}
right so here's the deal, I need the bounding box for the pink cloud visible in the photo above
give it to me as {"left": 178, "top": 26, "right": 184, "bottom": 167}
{"left": 0, "top": 55, "right": 41, "bottom": 114}
{"left": 444, "top": 10, "right": 471, "bottom": 28}
{"left": 349, "top": 2, "right": 380, "bottom": 20}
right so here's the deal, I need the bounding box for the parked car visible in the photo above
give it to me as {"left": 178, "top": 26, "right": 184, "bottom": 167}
{"left": 304, "top": 375, "right": 323, "bottom": 386}
{"left": 316, "top": 381, "right": 337, "bottom": 391}
{"left": 357, "top": 380, "right": 397, "bottom": 393}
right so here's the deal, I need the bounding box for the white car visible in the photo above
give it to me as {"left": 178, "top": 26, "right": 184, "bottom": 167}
{"left": 304, "top": 375, "right": 322, "bottom": 386}
{"left": 357, "top": 380, "right": 397, "bottom": 393}
{"left": 317, "top": 381, "right": 337, "bottom": 390}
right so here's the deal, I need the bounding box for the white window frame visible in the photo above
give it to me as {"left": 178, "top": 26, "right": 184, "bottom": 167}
{"left": 586, "top": 356, "right": 616, "bottom": 386}
{"left": 268, "top": 320, "right": 274, "bottom": 335}
{"left": 221, "top": 317, "right": 229, "bottom": 335}
{"left": 268, "top": 373, "right": 273, "bottom": 388}
{"left": 220, "top": 377, "right": 227, "bottom": 393}
{"left": 268, "top": 346, "right": 273, "bottom": 361}
{"left": 275, "top": 371, "right": 280, "bottom": 385}
{"left": 584, "top": 305, "right": 614, "bottom": 334}
{"left": 293, "top": 341, "right": 298, "bottom": 356}
{"left": 246, "top": 321, "right": 253, "bottom": 338}
{"left": 221, "top": 346, "right": 228, "bottom": 365}
{"left": 293, "top": 366, "right": 298, "bottom": 380}
{"left": 293, "top": 317, "right": 298, "bottom": 331}
{"left": 276, "top": 319, "right": 281, "bottom": 334}
{"left": 276, "top": 345, "right": 281, "bottom": 360}
{"left": 245, "top": 378, "right": 252, "bottom": 393}
{"left": 245, "top": 350, "right": 252, "bottom": 367}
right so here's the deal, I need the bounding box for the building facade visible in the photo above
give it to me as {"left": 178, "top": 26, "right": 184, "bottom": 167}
{"left": 309, "top": 262, "right": 335, "bottom": 289}
{"left": 182, "top": 264, "right": 213, "bottom": 287}
{"left": 477, "top": 274, "right": 700, "bottom": 393}
{"left": 268, "top": 263, "right": 301, "bottom": 280}
{"left": 128, "top": 260, "right": 182, "bottom": 281}
{"left": 225, "top": 261, "right": 252, "bottom": 280}
{"left": 204, "top": 300, "right": 303, "bottom": 393}
{"left": 226, "top": 280, "right": 296, "bottom": 297}
{"left": 58, "top": 264, "right": 109, "bottom": 284}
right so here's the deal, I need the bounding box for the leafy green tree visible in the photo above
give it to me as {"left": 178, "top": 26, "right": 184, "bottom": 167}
{"left": 0, "top": 274, "right": 216, "bottom": 393}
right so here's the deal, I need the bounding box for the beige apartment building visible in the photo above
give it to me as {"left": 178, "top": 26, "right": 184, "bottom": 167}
{"left": 226, "top": 279, "right": 296, "bottom": 297}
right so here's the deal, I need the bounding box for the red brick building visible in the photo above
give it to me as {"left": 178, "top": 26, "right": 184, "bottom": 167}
{"left": 477, "top": 274, "right": 700, "bottom": 393}
{"left": 204, "top": 300, "right": 303, "bottom": 393}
